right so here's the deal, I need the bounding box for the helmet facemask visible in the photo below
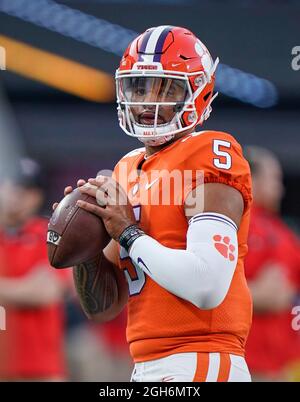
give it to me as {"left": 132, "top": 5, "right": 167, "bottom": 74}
{"left": 116, "top": 58, "right": 219, "bottom": 146}
{"left": 116, "top": 69, "right": 209, "bottom": 146}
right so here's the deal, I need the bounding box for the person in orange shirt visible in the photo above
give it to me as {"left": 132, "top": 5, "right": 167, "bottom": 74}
{"left": 53, "top": 26, "right": 253, "bottom": 381}
{"left": 0, "top": 158, "right": 70, "bottom": 381}
{"left": 243, "top": 146, "right": 300, "bottom": 381}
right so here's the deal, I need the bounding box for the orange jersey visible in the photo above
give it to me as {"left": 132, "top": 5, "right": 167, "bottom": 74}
{"left": 113, "top": 131, "right": 253, "bottom": 363}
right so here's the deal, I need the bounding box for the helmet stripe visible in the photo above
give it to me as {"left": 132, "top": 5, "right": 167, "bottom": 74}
{"left": 153, "top": 27, "right": 173, "bottom": 62}
{"left": 138, "top": 28, "right": 155, "bottom": 61}
{"left": 143, "top": 26, "right": 172, "bottom": 61}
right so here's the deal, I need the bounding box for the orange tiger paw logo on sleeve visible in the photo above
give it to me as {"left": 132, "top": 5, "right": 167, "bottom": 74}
{"left": 213, "top": 235, "right": 236, "bottom": 261}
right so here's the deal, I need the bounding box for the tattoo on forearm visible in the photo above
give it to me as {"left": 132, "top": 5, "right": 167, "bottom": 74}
{"left": 73, "top": 255, "right": 117, "bottom": 315}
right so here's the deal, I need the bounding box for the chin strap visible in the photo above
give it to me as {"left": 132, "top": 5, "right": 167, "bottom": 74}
{"left": 133, "top": 121, "right": 177, "bottom": 146}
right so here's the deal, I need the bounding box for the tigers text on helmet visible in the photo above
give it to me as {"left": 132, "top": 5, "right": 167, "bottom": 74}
{"left": 116, "top": 25, "right": 219, "bottom": 146}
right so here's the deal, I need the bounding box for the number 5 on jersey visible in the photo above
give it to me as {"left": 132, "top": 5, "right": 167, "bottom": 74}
{"left": 213, "top": 139, "right": 232, "bottom": 170}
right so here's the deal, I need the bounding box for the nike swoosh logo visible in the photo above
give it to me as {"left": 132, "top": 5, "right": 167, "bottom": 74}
{"left": 137, "top": 257, "right": 152, "bottom": 275}
{"left": 145, "top": 177, "right": 159, "bottom": 190}
{"left": 171, "top": 63, "right": 181, "bottom": 67}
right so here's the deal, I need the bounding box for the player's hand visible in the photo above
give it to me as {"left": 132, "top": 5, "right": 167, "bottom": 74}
{"left": 77, "top": 176, "right": 137, "bottom": 241}
{"left": 52, "top": 179, "right": 86, "bottom": 211}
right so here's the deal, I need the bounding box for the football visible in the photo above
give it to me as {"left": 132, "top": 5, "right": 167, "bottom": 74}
{"left": 47, "top": 187, "right": 110, "bottom": 268}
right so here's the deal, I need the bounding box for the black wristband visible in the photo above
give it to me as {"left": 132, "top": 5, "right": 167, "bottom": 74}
{"left": 119, "top": 224, "right": 145, "bottom": 253}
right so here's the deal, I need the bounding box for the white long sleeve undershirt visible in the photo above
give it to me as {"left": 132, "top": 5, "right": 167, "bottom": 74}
{"left": 129, "top": 212, "right": 238, "bottom": 309}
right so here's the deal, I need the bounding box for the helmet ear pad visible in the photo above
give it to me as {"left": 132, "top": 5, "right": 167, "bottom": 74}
{"left": 194, "top": 76, "right": 216, "bottom": 125}
{"left": 180, "top": 74, "right": 215, "bottom": 128}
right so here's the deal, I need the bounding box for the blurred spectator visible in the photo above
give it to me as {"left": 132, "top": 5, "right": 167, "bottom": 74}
{"left": 244, "top": 146, "right": 300, "bottom": 381}
{"left": 0, "top": 158, "right": 71, "bottom": 381}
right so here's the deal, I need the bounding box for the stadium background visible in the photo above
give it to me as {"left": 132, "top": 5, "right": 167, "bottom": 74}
{"left": 0, "top": 0, "right": 299, "bottom": 381}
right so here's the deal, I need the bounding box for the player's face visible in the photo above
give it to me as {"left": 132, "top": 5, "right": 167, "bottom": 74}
{"left": 0, "top": 181, "right": 43, "bottom": 227}
{"left": 121, "top": 77, "right": 188, "bottom": 126}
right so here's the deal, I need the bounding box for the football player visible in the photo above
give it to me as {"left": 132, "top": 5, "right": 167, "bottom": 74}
{"left": 54, "top": 26, "right": 253, "bottom": 381}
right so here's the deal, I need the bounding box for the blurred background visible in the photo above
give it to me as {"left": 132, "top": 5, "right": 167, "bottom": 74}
{"left": 0, "top": 0, "right": 299, "bottom": 382}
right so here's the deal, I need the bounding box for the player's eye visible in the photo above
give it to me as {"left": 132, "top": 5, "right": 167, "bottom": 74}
{"left": 136, "top": 87, "right": 146, "bottom": 96}
{"left": 167, "top": 87, "right": 175, "bottom": 96}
